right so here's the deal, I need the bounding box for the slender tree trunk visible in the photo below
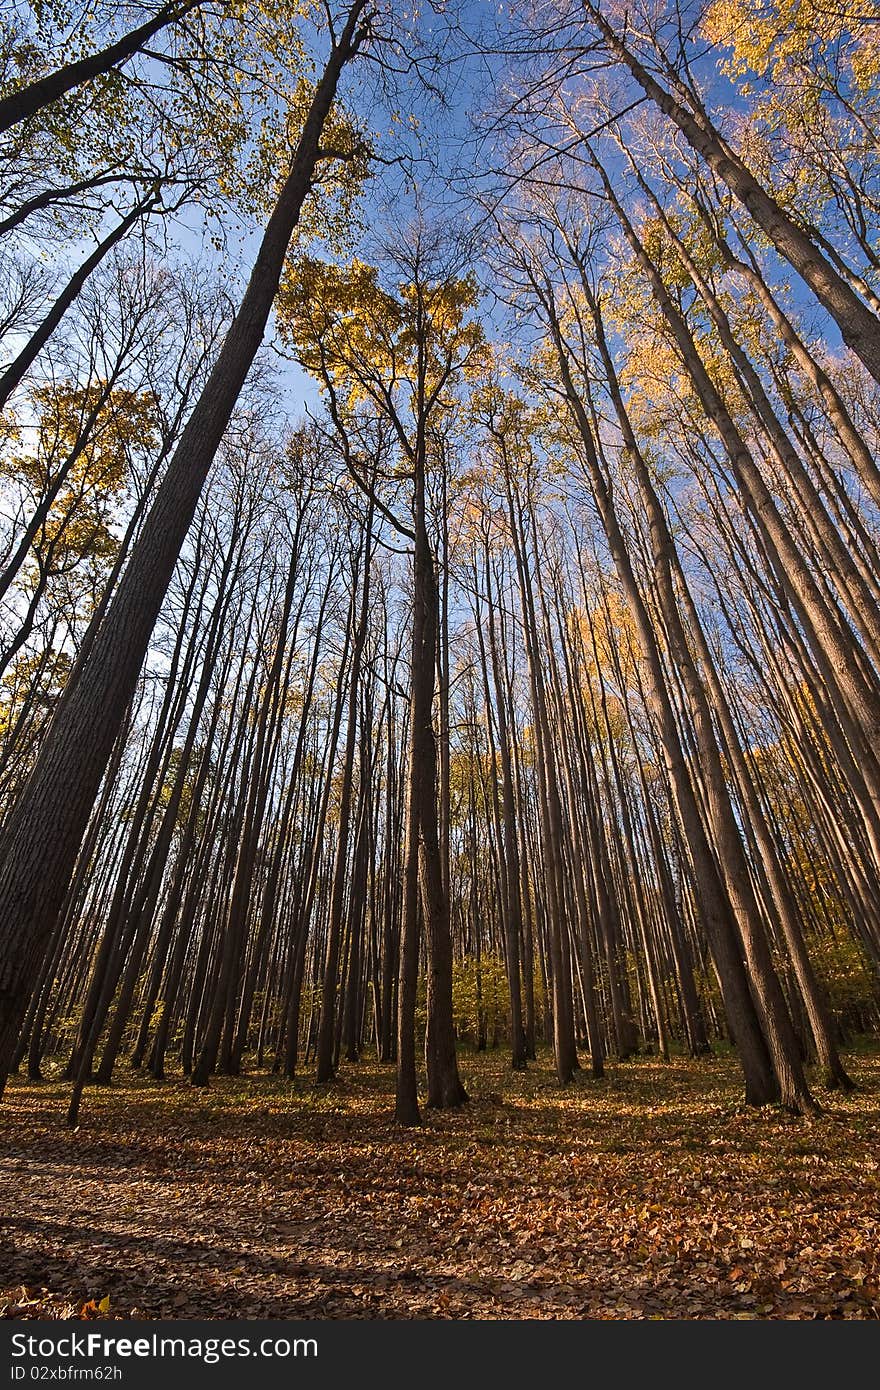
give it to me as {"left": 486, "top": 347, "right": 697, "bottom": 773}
{"left": 0, "top": 196, "right": 156, "bottom": 413}
{"left": 316, "top": 511, "right": 372, "bottom": 1082}
{"left": 534, "top": 276, "right": 778, "bottom": 1105}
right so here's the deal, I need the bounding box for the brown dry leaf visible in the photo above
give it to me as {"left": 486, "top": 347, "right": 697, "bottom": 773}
{"left": 0, "top": 1051, "right": 878, "bottom": 1321}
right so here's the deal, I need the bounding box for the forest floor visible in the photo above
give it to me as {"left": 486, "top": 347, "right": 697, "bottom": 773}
{"left": 1, "top": 1047, "right": 878, "bottom": 1320}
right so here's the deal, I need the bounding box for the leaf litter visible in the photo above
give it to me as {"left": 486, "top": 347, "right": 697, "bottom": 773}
{"left": 0, "top": 1050, "right": 877, "bottom": 1320}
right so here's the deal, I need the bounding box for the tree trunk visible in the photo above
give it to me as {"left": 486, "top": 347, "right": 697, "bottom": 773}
{"left": 0, "top": 3, "right": 369, "bottom": 1092}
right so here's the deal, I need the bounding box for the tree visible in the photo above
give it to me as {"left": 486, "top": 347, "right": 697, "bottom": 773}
{"left": 0, "top": 0, "right": 372, "bottom": 1094}
{"left": 279, "top": 228, "right": 484, "bottom": 1120}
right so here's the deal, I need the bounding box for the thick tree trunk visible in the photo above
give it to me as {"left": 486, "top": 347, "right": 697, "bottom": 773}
{"left": 0, "top": 4, "right": 368, "bottom": 1091}
{"left": 416, "top": 517, "right": 467, "bottom": 1110}
{"left": 0, "top": 0, "right": 202, "bottom": 136}
{"left": 584, "top": 3, "right": 880, "bottom": 388}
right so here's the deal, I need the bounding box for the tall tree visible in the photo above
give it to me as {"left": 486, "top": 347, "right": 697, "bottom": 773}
{"left": 0, "top": 0, "right": 372, "bottom": 1092}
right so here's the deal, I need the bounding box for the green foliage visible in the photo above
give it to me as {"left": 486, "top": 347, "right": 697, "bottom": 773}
{"left": 808, "top": 932, "right": 880, "bottom": 1031}
{"left": 452, "top": 953, "right": 509, "bottom": 1043}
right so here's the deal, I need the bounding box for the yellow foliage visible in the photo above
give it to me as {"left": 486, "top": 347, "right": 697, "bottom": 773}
{"left": 277, "top": 256, "right": 487, "bottom": 431}
{"left": 702, "top": 0, "right": 879, "bottom": 212}
{"left": 703, "top": 0, "right": 879, "bottom": 93}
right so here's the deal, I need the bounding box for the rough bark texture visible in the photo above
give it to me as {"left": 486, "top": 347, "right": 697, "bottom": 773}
{"left": 0, "top": 2, "right": 368, "bottom": 1090}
